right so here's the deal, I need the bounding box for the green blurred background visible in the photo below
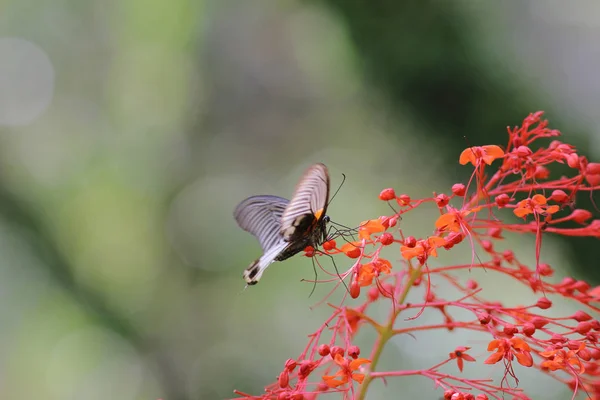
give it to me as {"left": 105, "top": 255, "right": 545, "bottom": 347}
{"left": 0, "top": 1, "right": 599, "bottom": 399}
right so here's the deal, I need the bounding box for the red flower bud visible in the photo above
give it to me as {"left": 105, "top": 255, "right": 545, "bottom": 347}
{"left": 576, "top": 322, "right": 592, "bottom": 335}
{"left": 567, "top": 153, "right": 579, "bottom": 168}
{"left": 278, "top": 370, "right": 289, "bottom": 388}
{"left": 495, "top": 194, "right": 510, "bottom": 207}
{"left": 330, "top": 346, "right": 344, "bottom": 358}
{"left": 435, "top": 193, "right": 450, "bottom": 207}
{"left": 570, "top": 209, "right": 593, "bottom": 224}
{"left": 451, "top": 183, "right": 466, "bottom": 196}
{"left": 503, "top": 324, "right": 517, "bottom": 336}
{"left": 522, "top": 322, "right": 536, "bottom": 336}
{"left": 322, "top": 240, "right": 336, "bottom": 251}
{"left": 348, "top": 345, "right": 360, "bottom": 359}
{"left": 515, "top": 145, "right": 532, "bottom": 157}
{"left": 572, "top": 310, "right": 592, "bottom": 322}
{"left": 466, "top": 279, "right": 478, "bottom": 290}
{"left": 478, "top": 312, "right": 491, "bottom": 325}
{"left": 537, "top": 263, "right": 553, "bottom": 276}
{"left": 481, "top": 240, "right": 493, "bottom": 252}
{"left": 536, "top": 297, "right": 552, "bottom": 309}
{"left": 350, "top": 280, "right": 360, "bottom": 299}
{"left": 318, "top": 344, "right": 330, "bottom": 357}
{"left": 397, "top": 194, "right": 411, "bottom": 206}
{"left": 550, "top": 189, "right": 568, "bottom": 203}
{"left": 379, "top": 188, "right": 396, "bottom": 201}
{"left": 368, "top": 286, "right": 380, "bottom": 301}
{"left": 404, "top": 236, "right": 417, "bottom": 248}
{"left": 586, "top": 162, "right": 600, "bottom": 175}
{"left": 285, "top": 359, "right": 297, "bottom": 371}
{"left": 530, "top": 317, "right": 548, "bottom": 329}
{"left": 379, "top": 232, "right": 394, "bottom": 245}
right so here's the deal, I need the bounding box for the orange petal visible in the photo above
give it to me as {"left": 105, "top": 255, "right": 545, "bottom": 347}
{"left": 351, "top": 373, "right": 365, "bottom": 384}
{"left": 459, "top": 148, "right": 478, "bottom": 166}
{"left": 481, "top": 145, "right": 505, "bottom": 165}
{"left": 514, "top": 207, "right": 532, "bottom": 217}
{"left": 510, "top": 337, "right": 531, "bottom": 351}
{"left": 358, "top": 219, "right": 386, "bottom": 240}
{"left": 435, "top": 213, "right": 458, "bottom": 230}
{"left": 546, "top": 205, "right": 560, "bottom": 215}
{"left": 484, "top": 351, "right": 503, "bottom": 364}
{"left": 531, "top": 194, "right": 547, "bottom": 205}
{"left": 349, "top": 358, "right": 371, "bottom": 370}
{"left": 487, "top": 340, "right": 500, "bottom": 351}
{"left": 322, "top": 376, "right": 347, "bottom": 388}
{"left": 401, "top": 244, "right": 424, "bottom": 260}
{"left": 515, "top": 351, "right": 533, "bottom": 367}
{"left": 373, "top": 258, "right": 392, "bottom": 274}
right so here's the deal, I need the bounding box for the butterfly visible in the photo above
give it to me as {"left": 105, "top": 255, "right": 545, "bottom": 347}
{"left": 234, "top": 163, "right": 330, "bottom": 285}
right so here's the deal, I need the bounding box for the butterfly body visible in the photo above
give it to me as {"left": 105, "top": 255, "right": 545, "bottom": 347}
{"left": 234, "top": 163, "right": 330, "bottom": 285}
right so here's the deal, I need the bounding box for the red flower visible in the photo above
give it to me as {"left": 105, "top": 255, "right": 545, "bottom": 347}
{"left": 485, "top": 337, "right": 533, "bottom": 367}
{"left": 449, "top": 346, "right": 476, "bottom": 372}
{"left": 322, "top": 354, "right": 371, "bottom": 388}
{"left": 540, "top": 343, "right": 586, "bottom": 374}
{"left": 514, "top": 194, "right": 559, "bottom": 218}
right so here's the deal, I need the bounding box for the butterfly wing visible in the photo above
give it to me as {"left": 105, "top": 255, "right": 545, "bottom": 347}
{"left": 280, "top": 163, "right": 330, "bottom": 242}
{"left": 234, "top": 195, "right": 290, "bottom": 285}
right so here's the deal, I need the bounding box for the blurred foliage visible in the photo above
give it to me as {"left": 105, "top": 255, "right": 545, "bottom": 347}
{"left": 0, "top": 1, "right": 597, "bottom": 399}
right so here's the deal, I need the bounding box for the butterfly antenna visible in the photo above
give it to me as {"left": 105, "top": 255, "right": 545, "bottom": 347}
{"left": 327, "top": 173, "right": 346, "bottom": 207}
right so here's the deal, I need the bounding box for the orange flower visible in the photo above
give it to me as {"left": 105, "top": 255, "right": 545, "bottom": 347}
{"left": 449, "top": 346, "right": 476, "bottom": 372}
{"left": 514, "top": 194, "right": 560, "bottom": 218}
{"left": 540, "top": 343, "right": 586, "bottom": 374}
{"left": 357, "top": 259, "right": 392, "bottom": 287}
{"left": 401, "top": 236, "right": 446, "bottom": 261}
{"left": 322, "top": 354, "right": 371, "bottom": 388}
{"left": 459, "top": 145, "right": 504, "bottom": 166}
{"left": 435, "top": 206, "right": 482, "bottom": 234}
{"left": 358, "top": 219, "right": 386, "bottom": 240}
{"left": 485, "top": 337, "right": 533, "bottom": 367}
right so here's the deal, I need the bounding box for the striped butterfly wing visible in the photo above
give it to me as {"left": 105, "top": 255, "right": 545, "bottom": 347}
{"left": 234, "top": 195, "right": 291, "bottom": 285}
{"left": 234, "top": 195, "right": 289, "bottom": 252}
{"left": 280, "top": 163, "right": 330, "bottom": 243}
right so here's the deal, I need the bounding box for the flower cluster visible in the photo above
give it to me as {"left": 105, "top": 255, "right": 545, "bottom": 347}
{"left": 233, "top": 112, "right": 600, "bottom": 400}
